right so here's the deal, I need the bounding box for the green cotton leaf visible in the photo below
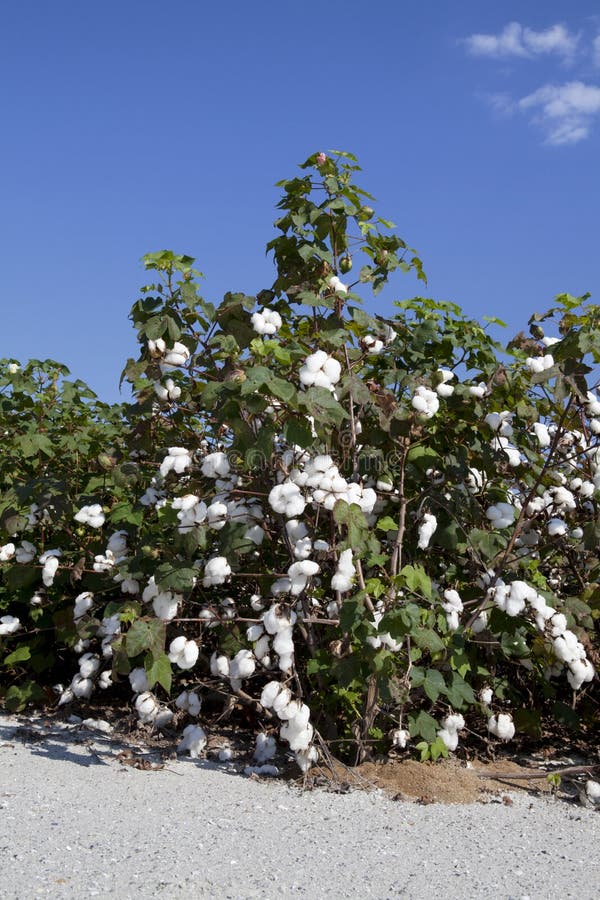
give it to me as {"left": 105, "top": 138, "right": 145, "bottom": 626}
{"left": 4, "top": 680, "right": 46, "bottom": 712}
{"left": 144, "top": 315, "right": 167, "bottom": 340}
{"left": 145, "top": 651, "right": 172, "bottom": 694}
{"left": 4, "top": 645, "right": 32, "bottom": 666}
{"left": 400, "top": 564, "right": 432, "bottom": 599}
{"left": 376, "top": 516, "right": 397, "bottom": 532}
{"left": 409, "top": 710, "right": 438, "bottom": 743}
{"left": 301, "top": 387, "right": 348, "bottom": 426}
{"left": 154, "top": 564, "right": 197, "bottom": 592}
{"left": 284, "top": 418, "right": 314, "bottom": 449}
{"left": 444, "top": 672, "right": 475, "bottom": 709}
{"left": 407, "top": 445, "right": 441, "bottom": 471}
{"left": 412, "top": 628, "right": 445, "bottom": 654}
{"left": 268, "top": 376, "right": 296, "bottom": 403}
{"left": 339, "top": 598, "right": 365, "bottom": 632}
{"left": 125, "top": 618, "right": 166, "bottom": 658}
{"left": 500, "top": 630, "right": 530, "bottom": 659}
{"left": 272, "top": 344, "right": 292, "bottom": 366}
{"left": 423, "top": 668, "right": 446, "bottom": 702}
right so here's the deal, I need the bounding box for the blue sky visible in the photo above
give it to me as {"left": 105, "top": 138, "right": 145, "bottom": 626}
{"left": 2, "top": 1, "right": 600, "bottom": 403}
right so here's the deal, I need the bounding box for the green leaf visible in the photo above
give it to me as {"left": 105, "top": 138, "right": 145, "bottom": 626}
{"left": 284, "top": 419, "right": 314, "bottom": 449}
{"left": 145, "top": 651, "right": 172, "bottom": 693}
{"left": 412, "top": 628, "right": 445, "bottom": 654}
{"left": 400, "top": 564, "right": 432, "bottom": 599}
{"left": 4, "top": 645, "right": 32, "bottom": 666}
{"left": 376, "top": 516, "right": 397, "bottom": 532}
{"left": 423, "top": 668, "right": 446, "bottom": 702}
{"left": 125, "top": 618, "right": 166, "bottom": 658}
{"left": 409, "top": 710, "right": 438, "bottom": 743}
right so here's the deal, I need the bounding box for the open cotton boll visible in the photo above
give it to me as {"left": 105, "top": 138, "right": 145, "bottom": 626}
{"left": 262, "top": 604, "right": 297, "bottom": 635}
{"left": 254, "top": 634, "right": 271, "bottom": 662}
{"left": 411, "top": 386, "right": 439, "bottom": 419}
{"left": 435, "top": 369, "right": 455, "bottom": 397}
{"left": 364, "top": 335, "right": 384, "bottom": 353}
{"left": 0, "top": 543, "right": 15, "bottom": 561}
{"left": 39, "top": 549, "right": 61, "bottom": 586}
{"left": 442, "top": 589, "right": 463, "bottom": 630}
{"left": 135, "top": 691, "right": 159, "bottom": 724}
{"left": 74, "top": 504, "right": 105, "bottom": 528}
{"left": 391, "top": 729, "right": 409, "bottom": 749}
{"left": 485, "top": 411, "right": 513, "bottom": 436}
{"left": 328, "top": 275, "right": 348, "bottom": 294}
{"left": 15, "top": 541, "right": 36, "bottom": 564}
{"left": 479, "top": 687, "right": 493, "bottom": 706}
{"left": 331, "top": 548, "right": 355, "bottom": 592}
{"left": 176, "top": 690, "right": 202, "bottom": 716}
{"left": 548, "top": 517, "right": 567, "bottom": 537}
{"left": 98, "top": 670, "right": 112, "bottom": 690}
{"left": 160, "top": 447, "right": 192, "bottom": 478}
{"left": 154, "top": 377, "right": 181, "bottom": 402}
{"left": 202, "top": 556, "right": 232, "bottom": 587}
{"left": 298, "top": 351, "right": 341, "bottom": 390}
{"left": 295, "top": 745, "right": 319, "bottom": 773}
{"left": 153, "top": 591, "right": 179, "bottom": 621}
{"left": 79, "top": 653, "right": 101, "bottom": 679}
{"left": 532, "top": 422, "right": 551, "bottom": 447}
{"left": 168, "top": 636, "right": 199, "bottom": 670}
{"left": 486, "top": 502, "right": 515, "bottom": 529}
{"left": 73, "top": 591, "right": 94, "bottom": 621}
{"left": 251, "top": 307, "right": 282, "bottom": 335}
{"left": 71, "top": 674, "right": 94, "bottom": 699}
{"left": 229, "top": 649, "right": 256, "bottom": 683}
{"left": 0, "top": 615, "right": 21, "bottom": 635}
{"left": 280, "top": 720, "right": 313, "bottom": 752}
{"left": 488, "top": 713, "right": 515, "bottom": 741}
{"left": 469, "top": 382, "right": 487, "bottom": 398}
{"left": 210, "top": 652, "right": 230, "bottom": 677}
{"left": 417, "top": 513, "right": 437, "bottom": 550}
{"left": 269, "top": 482, "right": 306, "bottom": 517}
{"left": 526, "top": 354, "right": 554, "bottom": 375}
{"left": 585, "top": 780, "right": 600, "bottom": 803}
{"left": 437, "top": 713, "right": 465, "bottom": 751}
{"left": 260, "top": 681, "right": 283, "bottom": 708}
{"left": 567, "top": 658, "right": 595, "bottom": 690}
{"left": 177, "top": 724, "right": 207, "bottom": 758}
{"left": 272, "top": 687, "right": 293, "bottom": 716}
{"left": 254, "top": 732, "right": 277, "bottom": 763}
{"left": 160, "top": 341, "right": 190, "bottom": 371}
{"left": 201, "top": 451, "right": 230, "bottom": 479}
{"left": 129, "top": 667, "right": 150, "bottom": 694}
{"left": 492, "top": 436, "right": 521, "bottom": 467}
{"left": 273, "top": 628, "right": 295, "bottom": 657}
{"left": 287, "top": 559, "right": 319, "bottom": 595}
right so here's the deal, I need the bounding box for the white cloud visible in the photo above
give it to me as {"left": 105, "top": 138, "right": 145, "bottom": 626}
{"left": 517, "top": 81, "right": 600, "bottom": 144}
{"left": 465, "top": 22, "right": 579, "bottom": 62}
{"left": 593, "top": 34, "right": 600, "bottom": 67}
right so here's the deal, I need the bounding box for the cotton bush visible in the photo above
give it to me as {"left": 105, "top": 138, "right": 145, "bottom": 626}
{"left": 0, "top": 150, "right": 598, "bottom": 772}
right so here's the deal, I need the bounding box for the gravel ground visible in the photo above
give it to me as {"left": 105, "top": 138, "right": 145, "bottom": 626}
{"left": 1, "top": 713, "right": 599, "bottom": 899}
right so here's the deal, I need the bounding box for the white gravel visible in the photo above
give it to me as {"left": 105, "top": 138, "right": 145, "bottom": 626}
{"left": 1, "top": 713, "right": 599, "bottom": 899}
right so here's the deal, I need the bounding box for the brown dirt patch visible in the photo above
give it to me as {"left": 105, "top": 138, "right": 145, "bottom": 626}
{"left": 312, "top": 756, "right": 554, "bottom": 804}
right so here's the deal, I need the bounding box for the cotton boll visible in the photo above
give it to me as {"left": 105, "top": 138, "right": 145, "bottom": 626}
{"left": 263, "top": 604, "right": 296, "bottom": 635}
{"left": 202, "top": 556, "right": 232, "bottom": 587}
{"left": 272, "top": 687, "right": 293, "bottom": 716}
{"left": 168, "top": 636, "right": 199, "bottom": 670}
{"left": 129, "top": 667, "right": 149, "bottom": 693}
{"left": 153, "top": 591, "right": 179, "bottom": 621}
{"left": 278, "top": 653, "right": 294, "bottom": 672}
{"left": 295, "top": 745, "right": 319, "bottom": 773}
{"left": 71, "top": 673, "right": 94, "bottom": 699}
{"left": 254, "top": 732, "right": 277, "bottom": 763}
{"left": 469, "top": 382, "right": 487, "bottom": 398}
{"left": 273, "top": 628, "right": 295, "bottom": 657}
{"left": 268, "top": 482, "right": 306, "bottom": 517}
{"left": 437, "top": 727, "right": 460, "bottom": 751}
{"left": 15, "top": 541, "right": 36, "bottom": 564}
{"left": 98, "top": 670, "right": 112, "bottom": 690}
{"left": 412, "top": 386, "right": 439, "bottom": 419}
{"left": 532, "top": 422, "right": 551, "bottom": 447}
{"left": 210, "top": 652, "right": 230, "bottom": 677}
{"left": 480, "top": 687, "right": 493, "bottom": 706}
{"left": 260, "top": 681, "right": 282, "bottom": 708}
{"left": 585, "top": 780, "right": 600, "bottom": 803}
{"left": 328, "top": 275, "right": 348, "bottom": 294}
{"left": 331, "top": 548, "right": 355, "bottom": 592}
{"left": 486, "top": 503, "right": 515, "bottom": 529}
{"left": 488, "top": 713, "right": 515, "bottom": 741}
{"left": 567, "top": 658, "right": 595, "bottom": 690}
{"left": 79, "top": 653, "right": 101, "bottom": 679}
{"left": 40, "top": 550, "right": 61, "bottom": 586}
{"left": 229, "top": 649, "right": 256, "bottom": 682}
{"left": 550, "top": 613, "right": 567, "bottom": 636}
{"left": 280, "top": 720, "right": 314, "bottom": 752}
{"left": 471, "top": 610, "right": 488, "bottom": 634}
{"left": 548, "top": 517, "right": 567, "bottom": 537}
{"left": 177, "top": 724, "right": 207, "bottom": 758}
{"left": 73, "top": 591, "right": 95, "bottom": 622}
{"left": 176, "top": 690, "right": 202, "bottom": 716}
{"left": 391, "top": 729, "right": 409, "bottom": 749}
{"left": 435, "top": 369, "right": 455, "bottom": 397}
{"left": 0, "top": 615, "right": 21, "bottom": 635}
{"left": 417, "top": 513, "right": 437, "bottom": 550}
{"left": 74, "top": 504, "right": 105, "bottom": 529}
{"left": 135, "top": 691, "right": 159, "bottom": 724}
{"left": 251, "top": 307, "right": 282, "bottom": 335}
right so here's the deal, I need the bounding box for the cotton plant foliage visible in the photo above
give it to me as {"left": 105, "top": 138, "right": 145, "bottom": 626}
{"left": 0, "top": 150, "right": 599, "bottom": 771}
